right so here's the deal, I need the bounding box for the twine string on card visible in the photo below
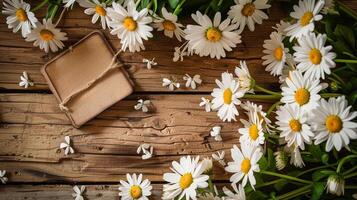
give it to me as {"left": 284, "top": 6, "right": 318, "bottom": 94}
{"left": 59, "top": 49, "right": 123, "bottom": 113}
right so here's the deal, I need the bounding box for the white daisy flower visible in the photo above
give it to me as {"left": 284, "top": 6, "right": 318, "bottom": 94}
{"left": 276, "top": 104, "right": 314, "bottom": 150}
{"left": 278, "top": 55, "right": 296, "bottom": 84}
{"left": 134, "top": 99, "right": 151, "bottom": 113}
{"left": 25, "top": 19, "right": 68, "bottom": 53}
{"left": 201, "top": 157, "right": 213, "bottom": 174}
{"left": 19, "top": 71, "right": 34, "bottom": 88}
{"left": 210, "top": 126, "right": 222, "bottom": 141}
{"left": 212, "top": 151, "right": 226, "bottom": 167}
{"left": 79, "top": 0, "right": 110, "bottom": 29}
{"left": 234, "top": 61, "right": 254, "bottom": 93}
{"left": 72, "top": 185, "right": 85, "bottom": 200}
{"left": 185, "top": 11, "right": 242, "bottom": 59}
{"left": 199, "top": 97, "right": 212, "bottom": 112}
{"left": 272, "top": 20, "right": 291, "bottom": 36}
{"left": 211, "top": 72, "right": 244, "bottom": 122}
{"left": 183, "top": 74, "right": 202, "bottom": 90}
{"left": 285, "top": 0, "right": 324, "bottom": 41}
{"left": 142, "top": 58, "right": 157, "bottom": 69}
{"left": 241, "top": 101, "right": 272, "bottom": 133}
{"left": 162, "top": 78, "right": 180, "bottom": 91}
{"left": 274, "top": 151, "right": 288, "bottom": 170}
{"left": 228, "top": 0, "right": 271, "bottom": 33}
{"left": 312, "top": 96, "right": 357, "bottom": 152}
{"left": 162, "top": 156, "right": 209, "bottom": 200}
{"left": 326, "top": 175, "right": 344, "bottom": 196}
{"left": 293, "top": 32, "right": 336, "bottom": 80}
{"left": 281, "top": 70, "right": 322, "bottom": 111}
{"left": 225, "top": 144, "right": 262, "bottom": 188}
{"left": 262, "top": 32, "right": 289, "bottom": 76}
{"left": 107, "top": 0, "right": 153, "bottom": 52}
{"left": 136, "top": 143, "right": 154, "bottom": 160}
{"left": 63, "top": 0, "right": 76, "bottom": 8}
{"left": 223, "top": 184, "right": 246, "bottom": 200}
{"left": 0, "top": 170, "right": 8, "bottom": 184}
{"left": 284, "top": 143, "right": 305, "bottom": 168}
{"left": 152, "top": 7, "right": 185, "bottom": 41}
{"left": 60, "top": 136, "right": 74, "bottom": 155}
{"left": 239, "top": 110, "right": 265, "bottom": 147}
{"left": 2, "top": 0, "right": 38, "bottom": 37}
{"left": 119, "top": 173, "right": 152, "bottom": 200}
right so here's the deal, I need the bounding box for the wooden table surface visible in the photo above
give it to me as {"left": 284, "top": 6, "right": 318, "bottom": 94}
{"left": 1, "top": 1, "right": 356, "bottom": 199}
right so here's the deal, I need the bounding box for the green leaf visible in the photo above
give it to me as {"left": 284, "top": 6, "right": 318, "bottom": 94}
{"left": 258, "top": 156, "right": 268, "bottom": 171}
{"left": 152, "top": 0, "right": 158, "bottom": 12}
{"left": 308, "top": 144, "right": 323, "bottom": 161}
{"left": 274, "top": 179, "right": 288, "bottom": 191}
{"left": 311, "top": 182, "right": 324, "bottom": 200}
{"left": 247, "top": 191, "right": 268, "bottom": 200}
{"left": 168, "top": 0, "right": 179, "bottom": 9}
{"left": 335, "top": 25, "right": 356, "bottom": 51}
{"left": 312, "top": 170, "right": 329, "bottom": 181}
{"left": 267, "top": 148, "right": 275, "bottom": 170}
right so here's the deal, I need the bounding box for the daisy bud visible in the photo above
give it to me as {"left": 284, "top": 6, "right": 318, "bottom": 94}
{"left": 329, "top": 81, "right": 339, "bottom": 92}
{"left": 274, "top": 151, "right": 288, "bottom": 170}
{"left": 201, "top": 157, "right": 213, "bottom": 175}
{"left": 326, "top": 175, "right": 344, "bottom": 196}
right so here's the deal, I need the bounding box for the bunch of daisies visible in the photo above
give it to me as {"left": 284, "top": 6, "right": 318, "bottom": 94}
{"left": 2, "top": 0, "right": 272, "bottom": 57}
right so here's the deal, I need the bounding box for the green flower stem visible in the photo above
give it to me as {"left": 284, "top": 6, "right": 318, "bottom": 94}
{"left": 320, "top": 93, "right": 342, "bottom": 98}
{"left": 336, "top": 155, "right": 357, "bottom": 173}
{"left": 331, "top": 72, "right": 346, "bottom": 85}
{"left": 333, "top": 66, "right": 349, "bottom": 72}
{"left": 335, "top": 59, "right": 357, "bottom": 64}
{"left": 296, "top": 163, "right": 337, "bottom": 177}
{"left": 267, "top": 101, "right": 282, "bottom": 116}
{"left": 207, "top": 178, "right": 214, "bottom": 193}
{"left": 346, "top": 185, "right": 357, "bottom": 189}
{"left": 173, "top": 0, "right": 186, "bottom": 15}
{"left": 259, "top": 170, "right": 312, "bottom": 184}
{"left": 336, "top": 0, "right": 357, "bottom": 21}
{"left": 246, "top": 179, "right": 282, "bottom": 193}
{"left": 31, "top": 0, "right": 49, "bottom": 12}
{"left": 254, "top": 85, "right": 282, "bottom": 96}
{"left": 275, "top": 184, "right": 311, "bottom": 200}
{"left": 343, "top": 165, "right": 357, "bottom": 176}
{"left": 345, "top": 172, "right": 357, "bottom": 179}
{"left": 243, "top": 94, "right": 281, "bottom": 100}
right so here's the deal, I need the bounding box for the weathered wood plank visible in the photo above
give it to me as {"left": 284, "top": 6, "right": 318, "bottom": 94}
{"left": 0, "top": 93, "right": 272, "bottom": 182}
{"left": 0, "top": 3, "right": 287, "bottom": 91}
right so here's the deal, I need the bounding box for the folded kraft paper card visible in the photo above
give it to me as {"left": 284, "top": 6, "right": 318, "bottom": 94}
{"left": 41, "top": 31, "right": 134, "bottom": 128}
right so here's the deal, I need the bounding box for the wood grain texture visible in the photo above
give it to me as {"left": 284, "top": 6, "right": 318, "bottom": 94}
{"left": 0, "top": 93, "right": 272, "bottom": 183}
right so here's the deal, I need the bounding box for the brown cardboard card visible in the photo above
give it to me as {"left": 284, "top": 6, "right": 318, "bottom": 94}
{"left": 41, "top": 31, "right": 134, "bottom": 128}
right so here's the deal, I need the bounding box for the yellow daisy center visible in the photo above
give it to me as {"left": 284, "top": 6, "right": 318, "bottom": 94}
{"left": 16, "top": 8, "right": 28, "bottom": 22}
{"left": 206, "top": 27, "right": 222, "bottom": 42}
{"left": 249, "top": 124, "right": 259, "bottom": 140}
{"left": 300, "top": 11, "right": 313, "bottom": 26}
{"left": 325, "top": 115, "right": 343, "bottom": 133}
{"left": 294, "top": 88, "right": 310, "bottom": 106}
{"left": 289, "top": 119, "right": 302, "bottom": 132}
{"left": 223, "top": 88, "right": 233, "bottom": 104}
{"left": 241, "top": 158, "right": 251, "bottom": 174}
{"left": 130, "top": 185, "right": 142, "bottom": 199}
{"left": 309, "top": 48, "right": 322, "bottom": 65}
{"left": 95, "top": 5, "right": 106, "bottom": 16}
{"left": 274, "top": 47, "right": 284, "bottom": 61}
{"left": 40, "top": 29, "right": 54, "bottom": 41}
{"left": 242, "top": 3, "right": 256, "bottom": 16}
{"left": 162, "top": 20, "right": 176, "bottom": 31}
{"left": 180, "top": 173, "right": 193, "bottom": 189}
{"left": 123, "top": 17, "right": 137, "bottom": 31}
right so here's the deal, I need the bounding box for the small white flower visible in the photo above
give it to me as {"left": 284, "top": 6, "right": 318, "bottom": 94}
{"left": 134, "top": 99, "right": 151, "bottom": 113}
{"left": 72, "top": 185, "right": 85, "bottom": 200}
{"left": 25, "top": 19, "right": 68, "bottom": 53}
{"left": 212, "top": 151, "right": 226, "bottom": 166}
{"left": 234, "top": 61, "right": 254, "bottom": 93}
{"left": 223, "top": 184, "right": 246, "bottom": 200}
{"left": 0, "top": 170, "right": 8, "bottom": 184}
{"left": 199, "top": 97, "right": 212, "bottom": 112}
{"left": 327, "top": 175, "right": 344, "bottom": 196}
{"left": 239, "top": 110, "right": 265, "bottom": 147}
{"left": 272, "top": 20, "right": 291, "bottom": 36}
{"left": 312, "top": 96, "right": 357, "bottom": 152}
{"left": 225, "top": 144, "right": 263, "bottom": 189}
{"left": 285, "top": 0, "right": 324, "bottom": 41}
{"left": 79, "top": 0, "right": 110, "bottom": 29}
{"left": 2, "top": 0, "right": 38, "bottom": 37}
{"left": 201, "top": 157, "right": 213, "bottom": 174}
{"left": 274, "top": 151, "right": 288, "bottom": 170}
{"left": 152, "top": 7, "right": 185, "bottom": 41}
{"left": 19, "top": 71, "right": 34, "bottom": 88}
{"left": 228, "top": 0, "right": 271, "bottom": 33}
{"left": 162, "top": 78, "right": 180, "bottom": 91}
{"left": 183, "top": 74, "right": 202, "bottom": 90}
{"left": 60, "top": 136, "right": 74, "bottom": 155}
{"left": 136, "top": 143, "right": 153, "bottom": 160}
{"left": 119, "top": 173, "right": 152, "bottom": 200}
{"left": 142, "top": 58, "right": 157, "bottom": 69}
{"left": 284, "top": 143, "right": 304, "bottom": 168}
{"left": 210, "top": 126, "right": 222, "bottom": 141}
{"left": 293, "top": 32, "right": 336, "bottom": 80}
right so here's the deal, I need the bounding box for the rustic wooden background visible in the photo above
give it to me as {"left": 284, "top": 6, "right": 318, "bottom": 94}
{"left": 0, "top": 1, "right": 356, "bottom": 199}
